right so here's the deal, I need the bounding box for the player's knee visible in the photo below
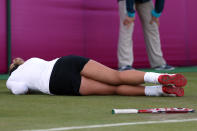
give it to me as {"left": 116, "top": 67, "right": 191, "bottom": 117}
{"left": 117, "top": 71, "right": 125, "bottom": 84}
{"left": 115, "top": 85, "right": 124, "bottom": 95}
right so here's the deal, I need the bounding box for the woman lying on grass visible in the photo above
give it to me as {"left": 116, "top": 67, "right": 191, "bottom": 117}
{"left": 6, "top": 55, "right": 187, "bottom": 96}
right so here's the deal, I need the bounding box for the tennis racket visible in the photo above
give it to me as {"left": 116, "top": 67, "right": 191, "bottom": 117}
{"left": 112, "top": 108, "right": 195, "bottom": 114}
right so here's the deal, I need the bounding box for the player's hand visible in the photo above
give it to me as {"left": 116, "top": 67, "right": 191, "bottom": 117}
{"left": 123, "top": 16, "right": 135, "bottom": 28}
{"left": 150, "top": 16, "right": 160, "bottom": 26}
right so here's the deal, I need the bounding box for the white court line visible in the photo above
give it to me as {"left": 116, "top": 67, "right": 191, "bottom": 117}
{"left": 22, "top": 118, "right": 197, "bottom": 131}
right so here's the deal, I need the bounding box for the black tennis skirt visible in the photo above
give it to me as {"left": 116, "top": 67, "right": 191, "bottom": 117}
{"left": 49, "top": 55, "right": 90, "bottom": 96}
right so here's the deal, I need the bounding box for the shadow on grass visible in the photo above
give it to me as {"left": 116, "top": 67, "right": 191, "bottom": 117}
{"left": 0, "top": 90, "right": 48, "bottom": 96}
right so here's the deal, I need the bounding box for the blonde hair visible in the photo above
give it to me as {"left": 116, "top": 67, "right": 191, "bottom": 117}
{"left": 9, "top": 58, "right": 24, "bottom": 75}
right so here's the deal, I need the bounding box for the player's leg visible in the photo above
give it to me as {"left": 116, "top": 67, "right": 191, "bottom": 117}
{"left": 79, "top": 76, "right": 184, "bottom": 96}
{"left": 81, "top": 60, "right": 145, "bottom": 86}
{"left": 81, "top": 60, "right": 187, "bottom": 87}
{"left": 79, "top": 76, "right": 145, "bottom": 96}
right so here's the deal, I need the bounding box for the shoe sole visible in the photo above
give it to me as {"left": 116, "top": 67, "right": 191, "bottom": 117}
{"left": 162, "top": 86, "right": 184, "bottom": 97}
{"left": 158, "top": 74, "right": 187, "bottom": 87}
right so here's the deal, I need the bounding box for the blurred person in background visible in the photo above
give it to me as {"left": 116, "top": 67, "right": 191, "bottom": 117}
{"left": 117, "top": 0, "right": 174, "bottom": 71}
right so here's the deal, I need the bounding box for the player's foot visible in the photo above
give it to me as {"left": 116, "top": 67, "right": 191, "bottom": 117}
{"left": 158, "top": 73, "right": 187, "bottom": 87}
{"left": 162, "top": 85, "right": 184, "bottom": 97}
{"left": 118, "top": 65, "right": 135, "bottom": 71}
{"left": 154, "top": 64, "right": 175, "bottom": 70}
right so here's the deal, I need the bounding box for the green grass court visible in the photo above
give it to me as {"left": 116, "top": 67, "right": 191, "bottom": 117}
{"left": 0, "top": 68, "right": 197, "bottom": 131}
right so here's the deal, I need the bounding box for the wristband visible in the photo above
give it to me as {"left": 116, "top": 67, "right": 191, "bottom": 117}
{"left": 151, "top": 10, "right": 161, "bottom": 18}
{"left": 128, "top": 12, "right": 135, "bottom": 18}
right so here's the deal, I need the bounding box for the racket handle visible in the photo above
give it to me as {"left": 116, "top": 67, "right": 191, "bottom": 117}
{"left": 112, "top": 109, "right": 138, "bottom": 114}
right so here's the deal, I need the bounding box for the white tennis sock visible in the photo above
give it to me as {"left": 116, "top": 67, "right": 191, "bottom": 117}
{"left": 145, "top": 85, "right": 163, "bottom": 96}
{"left": 145, "top": 85, "right": 176, "bottom": 97}
{"left": 144, "top": 72, "right": 161, "bottom": 84}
